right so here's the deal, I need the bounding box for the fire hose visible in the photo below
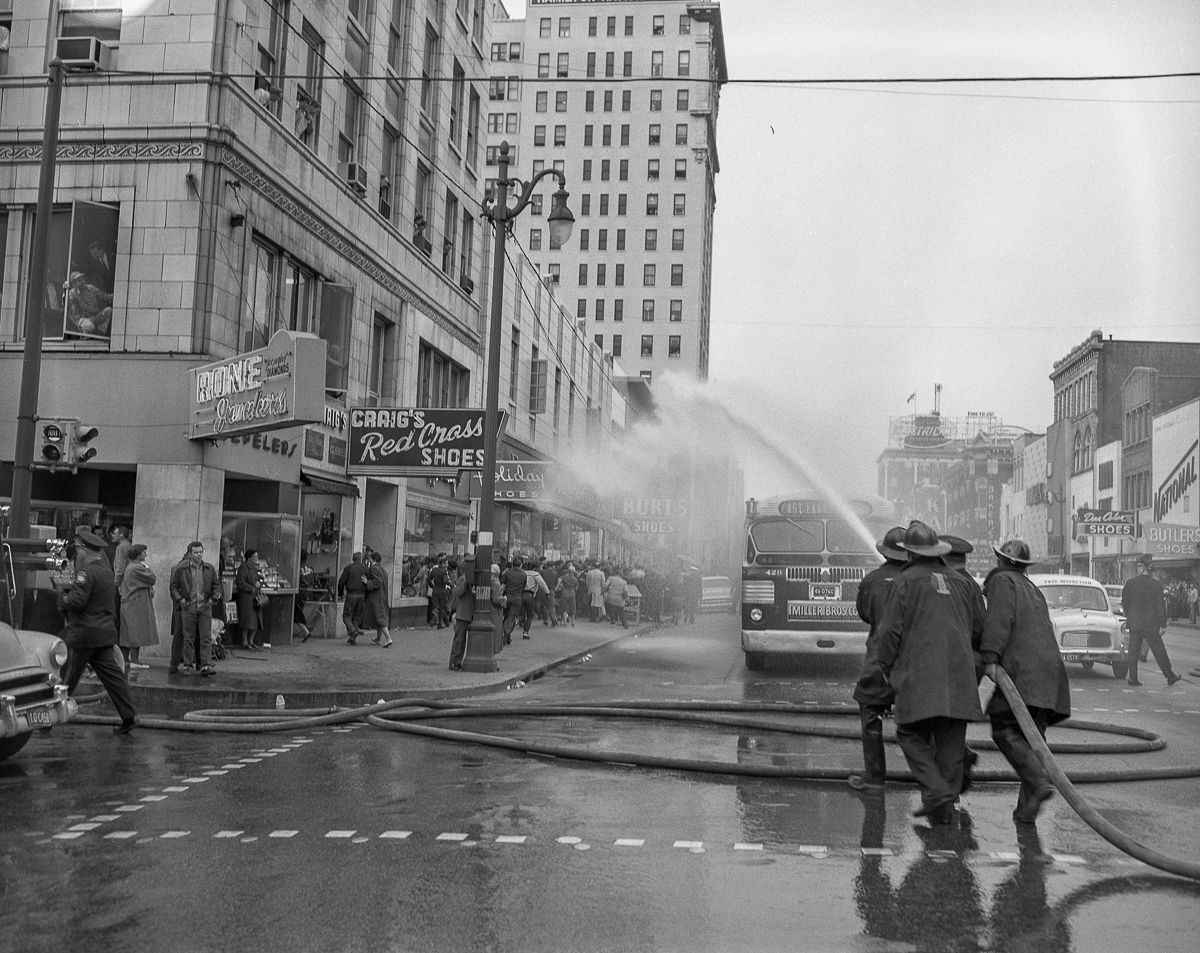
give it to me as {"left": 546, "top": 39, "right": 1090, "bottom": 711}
{"left": 71, "top": 669, "right": 1200, "bottom": 882}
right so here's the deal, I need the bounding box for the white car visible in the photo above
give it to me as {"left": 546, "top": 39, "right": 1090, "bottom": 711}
{"left": 0, "top": 621, "right": 77, "bottom": 760}
{"left": 1029, "top": 574, "right": 1129, "bottom": 679}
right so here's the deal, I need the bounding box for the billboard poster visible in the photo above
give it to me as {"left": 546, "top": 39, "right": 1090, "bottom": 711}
{"left": 347, "top": 407, "right": 504, "bottom": 478}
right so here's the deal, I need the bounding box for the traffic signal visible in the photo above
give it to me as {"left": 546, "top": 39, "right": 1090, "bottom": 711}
{"left": 72, "top": 424, "right": 99, "bottom": 465}
{"left": 37, "top": 418, "right": 74, "bottom": 470}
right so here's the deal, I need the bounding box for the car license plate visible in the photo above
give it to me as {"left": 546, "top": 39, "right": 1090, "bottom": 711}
{"left": 25, "top": 708, "right": 53, "bottom": 728}
{"left": 810, "top": 583, "right": 840, "bottom": 601}
{"left": 1062, "top": 653, "right": 1084, "bottom": 663}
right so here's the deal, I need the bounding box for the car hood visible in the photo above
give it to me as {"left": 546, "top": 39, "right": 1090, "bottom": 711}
{"left": 1046, "top": 607, "right": 1118, "bottom": 629}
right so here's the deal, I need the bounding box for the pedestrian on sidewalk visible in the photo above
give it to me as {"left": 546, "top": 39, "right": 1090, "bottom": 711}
{"left": 363, "top": 551, "right": 393, "bottom": 647}
{"left": 337, "top": 551, "right": 368, "bottom": 644}
{"left": 980, "top": 539, "right": 1071, "bottom": 825}
{"left": 586, "top": 562, "right": 605, "bottom": 622}
{"left": 603, "top": 565, "right": 629, "bottom": 629}
{"left": 429, "top": 556, "right": 450, "bottom": 628}
{"left": 1121, "top": 555, "right": 1181, "bottom": 686}
{"left": 233, "top": 549, "right": 265, "bottom": 649}
{"left": 1188, "top": 583, "right": 1198, "bottom": 625}
{"left": 521, "top": 563, "right": 548, "bottom": 639}
{"left": 500, "top": 557, "right": 527, "bottom": 645}
{"left": 448, "top": 557, "right": 475, "bottom": 670}
{"left": 118, "top": 543, "right": 158, "bottom": 673}
{"left": 559, "top": 563, "right": 579, "bottom": 625}
{"left": 57, "top": 526, "right": 137, "bottom": 734}
{"left": 169, "top": 541, "right": 222, "bottom": 676}
{"left": 540, "top": 559, "right": 559, "bottom": 627}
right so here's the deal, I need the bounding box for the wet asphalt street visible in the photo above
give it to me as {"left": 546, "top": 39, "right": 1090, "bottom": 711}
{"left": 3, "top": 613, "right": 1200, "bottom": 953}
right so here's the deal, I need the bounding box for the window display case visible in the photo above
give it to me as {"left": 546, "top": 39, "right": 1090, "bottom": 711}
{"left": 220, "top": 512, "right": 301, "bottom": 644}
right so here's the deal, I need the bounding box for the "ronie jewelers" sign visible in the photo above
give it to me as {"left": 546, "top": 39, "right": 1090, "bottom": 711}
{"left": 189, "top": 330, "right": 327, "bottom": 440}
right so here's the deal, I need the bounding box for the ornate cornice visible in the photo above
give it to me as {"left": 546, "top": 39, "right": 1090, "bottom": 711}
{"left": 220, "top": 148, "right": 481, "bottom": 353}
{"left": 0, "top": 141, "right": 204, "bottom": 162}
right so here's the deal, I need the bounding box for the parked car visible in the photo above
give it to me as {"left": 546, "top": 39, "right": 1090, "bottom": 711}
{"left": 700, "top": 576, "right": 735, "bottom": 612}
{"left": 1030, "top": 573, "right": 1129, "bottom": 679}
{"left": 1104, "top": 585, "right": 1124, "bottom": 616}
{"left": 0, "top": 621, "right": 77, "bottom": 760}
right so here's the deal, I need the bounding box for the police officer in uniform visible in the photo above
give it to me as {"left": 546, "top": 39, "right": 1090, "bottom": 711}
{"left": 848, "top": 525, "right": 907, "bottom": 791}
{"left": 57, "top": 525, "right": 137, "bottom": 734}
{"left": 1121, "top": 554, "right": 1181, "bottom": 687}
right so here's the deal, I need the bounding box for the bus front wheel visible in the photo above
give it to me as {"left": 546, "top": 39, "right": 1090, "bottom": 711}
{"left": 744, "top": 652, "right": 766, "bottom": 672}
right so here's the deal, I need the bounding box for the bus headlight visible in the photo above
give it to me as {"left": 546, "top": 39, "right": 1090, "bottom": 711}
{"left": 749, "top": 608, "right": 763, "bottom": 623}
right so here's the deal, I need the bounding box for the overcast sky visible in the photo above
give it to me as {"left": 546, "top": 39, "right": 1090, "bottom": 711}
{"left": 511, "top": 2, "right": 1200, "bottom": 498}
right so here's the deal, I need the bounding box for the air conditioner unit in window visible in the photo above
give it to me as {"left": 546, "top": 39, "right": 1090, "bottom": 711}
{"left": 55, "top": 36, "right": 112, "bottom": 71}
{"left": 416, "top": 236, "right": 433, "bottom": 256}
{"left": 459, "top": 276, "right": 475, "bottom": 294}
{"left": 346, "top": 163, "right": 368, "bottom": 195}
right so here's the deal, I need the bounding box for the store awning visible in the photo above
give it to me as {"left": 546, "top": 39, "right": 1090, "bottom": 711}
{"left": 301, "top": 473, "right": 360, "bottom": 498}
{"left": 535, "top": 499, "right": 618, "bottom": 533}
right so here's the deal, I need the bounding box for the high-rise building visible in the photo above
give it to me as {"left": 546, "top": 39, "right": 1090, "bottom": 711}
{"left": 486, "top": 0, "right": 727, "bottom": 385}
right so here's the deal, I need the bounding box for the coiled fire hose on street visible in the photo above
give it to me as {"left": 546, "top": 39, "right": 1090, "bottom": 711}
{"left": 72, "top": 668, "right": 1200, "bottom": 882}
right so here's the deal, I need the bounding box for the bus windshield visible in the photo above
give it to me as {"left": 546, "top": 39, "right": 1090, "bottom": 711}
{"left": 749, "top": 518, "right": 823, "bottom": 553}
{"left": 825, "top": 520, "right": 869, "bottom": 553}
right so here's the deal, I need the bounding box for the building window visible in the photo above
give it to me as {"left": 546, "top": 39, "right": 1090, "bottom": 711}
{"left": 614, "top": 264, "right": 624, "bottom": 286}
{"left": 678, "top": 51, "right": 691, "bottom": 76}
{"left": 606, "top": 16, "right": 615, "bottom": 37}
{"left": 668, "top": 335, "right": 681, "bottom": 358}
{"left": 1098, "top": 460, "right": 1114, "bottom": 492}
{"left": 367, "top": 313, "right": 396, "bottom": 406}
{"left": 449, "top": 61, "right": 465, "bottom": 148}
{"left": 672, "top": 229, "right": 685, "bottom": 251}
{"left": 642, "top": 300, "right": 655, "bottom": 322}
{"left": 605, "top": 50, "right": 615, "bottom": 77}
{"left": 649, "top": 124, "right": 661, "bottom": 146}
{"left": 556, "top": 91, "right": 568, "bottom": 112}
{"left": 249, "top": 0, "right": 288, "bottom": 115}
{"left": 537, "top": 52, "right": 550, "bottom": 79}
{"left": 645, "top": 229, "right": 658, "bottom": 251}
{"left": 594, "top": 333, "right": 604, "bottom": 350}
{"left": 614, "top": 299, "right": 624, "bottom": 322}
{"left": 420, "top": 23, "right": 440, "bottom": 120}
{"left": 676, "top": 124, "right": 688, "bottom": 145}
{"left": 673, "top": 194, "right": 686, "bottom": 215}
{"left": 539, "top": 17, "right": 551, "bottom": 38}
{"left": 381, "top": 124, "right": 401, "bottom": 221}
{"left": 646, "top": 194, "right": 659, "bottom": 215}
{"left": 679, "top": 14, "right": 691, "bottom": 34}
{"left": 557, "top": 53, "right": 569, "bottom": 77}
{"left": 623, "top": 51, "right": 633, "bottom": 77}
{"left": 600, "top": 159, "right": 610, "bottom": 181}
{"left": 619, "top": 159, "right": 628, "bottom": 181}
{"left": 466, "top": 89, "right": 481, "bottom": 168}
{"left": 535, "top": 90, "right": 547, "bottom": 111}
{"left": 669, "top": 299, "right": 682, "bottom": 322}
{"left": 596, "top": 264, "right": 607, "bottom": 287}
{"left": 640, "top": 335, "right": 653, "bottom": 357}
{"left": 296, "top": 20, "right": 324, "bottom": 145}
{"left": 647, "top": 159, "right": 660, "bottom": 181}
{"left": 674, "top": 158, "right": 687, "bottom": 180}
{"left": 579, "top": 263, "right": 588, "bottom": 286}
{"left": 653, "top": 15, "right": 665, "bottom": 35}
{"left": 651, "top": 51, "right": 664, "bottom": 77}
{"left": 597, "top": 229, "right": 608, "bottom": 251}
{"left": 625, "top": 16, "right": 634, "bottom": 36}
{"left": 603, "top": 90, "right": 613, "bottom": 111}
{"left": 534, "top": 125, "right": 547, "bottom": 147}
{"left": 612, "top": 334, "right": 622, "bottom": 357}
{"left": 577, "top": 299, "right": 587, "bottom": 318}
{"left": 578, "top": 228, "right": 589, "bottom": 250}
{"left": 595, "top": 299, "right": 606, "bottom": 322}
{"left": 670, "top": 264, "right": 683, "bottom": 286}
{"left": 677, "top": 89, "right": 689, "bottom": 110}
{"left": 417, "top": 341, "right": 470, "bottom": 408}
{"left": 587, "top": 52, "right": 596, "bottom": 77}
{"left": 644, "top": 264, "right": 656, "bottom": 286}
{"left": 585, "top": 90, "right": 595, "bottom": 112}
{"left": 602, "top": 125, "right": 612, "bottom": 147}
{"left": 559, "top": 17, "right": 571, "bottom": 37}
{"left": 650, "top": 90, "right": 662, "bottom": 112}
{"left": 618, "top": 194, "right": 628, "bottom": 215}
{"left": 338, "top": 78, "right": 365, "bottom": 175}
{"left": 32, "top": 200, "right": 119, "bottom": 343}
{"left": 588, "top": 16, "right": 597, "bottom": 37}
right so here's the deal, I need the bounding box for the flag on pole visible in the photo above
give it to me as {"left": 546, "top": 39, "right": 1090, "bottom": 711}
{"left": 906, "top": 392, "right": 916, "bottom": 404}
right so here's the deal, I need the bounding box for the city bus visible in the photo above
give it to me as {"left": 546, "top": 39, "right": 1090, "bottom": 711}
{"left": 740, "top": 494, "right": 902, "bottom": 669}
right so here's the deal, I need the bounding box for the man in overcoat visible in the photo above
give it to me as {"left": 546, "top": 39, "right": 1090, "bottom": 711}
{"left": 875, "top": 521, "right": 984, "bottom": 823}
{"left": 848, "top": 525, "right": 907, "bottom": 791}
{"left": 57, "top": 526, "right": 137, "bottom": 733}
{"left": 168, "top": 541, "right": 222, "bottom": 676}
{"left": 1121, "top": 554, "right": 1181, "bottom": 687}
{"left": 980, "top": 539, "right": 1071, "bottom": 824}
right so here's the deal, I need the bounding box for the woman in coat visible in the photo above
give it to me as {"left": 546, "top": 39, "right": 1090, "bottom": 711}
{"left": 234, "top": 549, "right": 264, "bottom": 650}
{"left": 603, "top": 566, "right": 629, "bottom": 629}
{"left": 364, "top": 551, "right": 394, "bottom": 647}
{"left": 118, "top": 543, "right": 159, "bottom": 672}
{"left": 558, "top": 564, "right": 579, "bottom": 626}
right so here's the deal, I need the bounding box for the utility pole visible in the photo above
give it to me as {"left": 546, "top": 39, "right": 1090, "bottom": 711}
{"left": 7, "top": 60, "right": 65, "bottom": 626}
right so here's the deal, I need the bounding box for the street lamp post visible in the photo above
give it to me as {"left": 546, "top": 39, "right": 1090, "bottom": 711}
{"left": 461, "top": 141, "right": 573, "bottom": 672}
{"left": 7, "top": 60, "right": 66, "bottom": 626}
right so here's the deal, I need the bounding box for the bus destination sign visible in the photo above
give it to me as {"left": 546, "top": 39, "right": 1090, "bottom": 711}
{"left": 779, "top": 500, "right": 832, "bottom": 516}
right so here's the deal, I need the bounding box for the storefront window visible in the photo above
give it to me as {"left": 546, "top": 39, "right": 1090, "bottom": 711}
{"left": 301, "top": 492, "right": 347, "bottom": 591}
{"left": 222, "top": 512, "right": 300, "bottom": 591}
{"left": 403, "top": 505, "right": 469, "bottom": 584}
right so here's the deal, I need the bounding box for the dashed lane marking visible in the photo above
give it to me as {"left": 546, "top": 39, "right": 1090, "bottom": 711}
{"left": 268, "top": 830, "right": 299, "bottom": 838}
{"left": 436, "top": 833, "right": 469, "bottom": 842}
{"left": 614, "top": 838, "right": 645, "bottom": 847}
{"left": 496, "top": 835, "right": 527, "bottom": 844}
{"left": 214, "top": 831, "right": 244, "bottom": 838}
{"left": 734, "top": 843, "right": 764, "bottom": 851}
{"left": 380, "top": 831, "right": 412, "bottom": 839}
{"left": 674, "top": 841, "right": 704, "bottom": 849}
{"left": 161, "top": 831, "right": 190, "bottom": 839}
{"left": 325, "top": 830, "right": 357, "bottom": 838}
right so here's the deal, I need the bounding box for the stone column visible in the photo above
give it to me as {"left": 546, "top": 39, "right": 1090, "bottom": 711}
{"left": 131, "top": 463, "right": 225, "bottom": 658}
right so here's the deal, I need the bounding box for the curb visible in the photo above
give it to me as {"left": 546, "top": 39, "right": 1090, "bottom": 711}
{"left": 84, "top": 629, "right": 643, "bottom": 716}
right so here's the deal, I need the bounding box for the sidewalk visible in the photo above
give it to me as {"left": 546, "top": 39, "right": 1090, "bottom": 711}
{"left": 106, "top": 617, "right": 642, "bottom": 715}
